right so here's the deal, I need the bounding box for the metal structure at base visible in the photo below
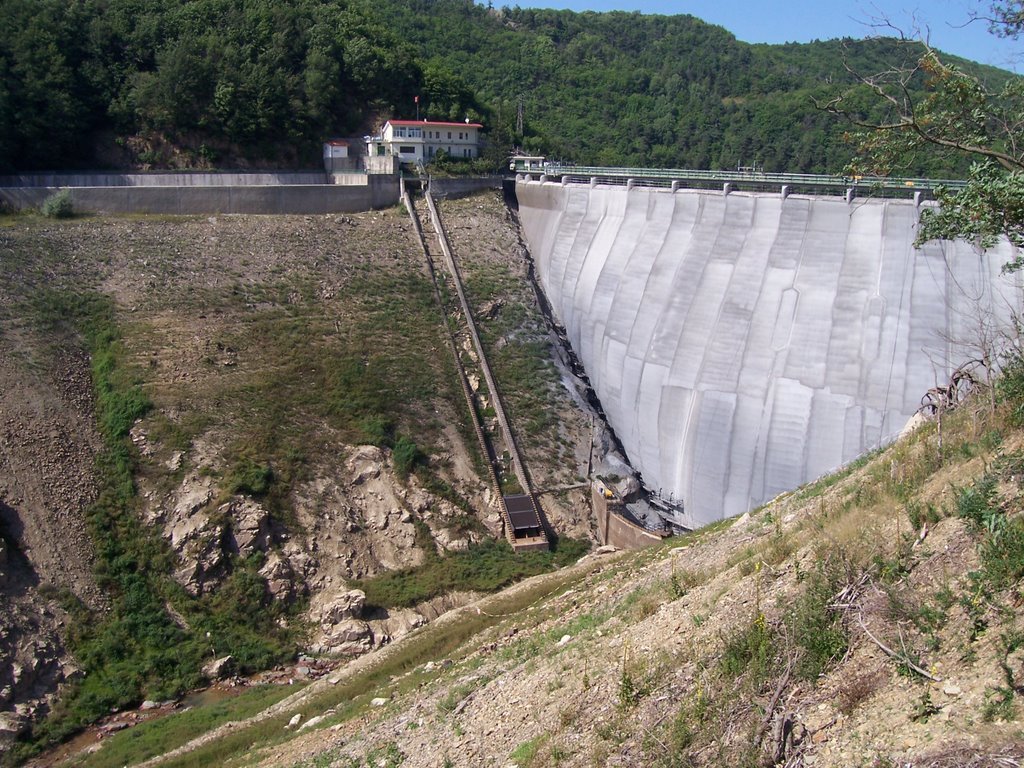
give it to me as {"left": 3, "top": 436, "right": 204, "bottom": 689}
{"left": 403, "top": 178, "right": 551, "bottom": 552}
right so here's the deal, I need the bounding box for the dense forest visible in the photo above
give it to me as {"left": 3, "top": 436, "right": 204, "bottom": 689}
{"left": 0, "top": 0, "right": 1013, "bottom": 173}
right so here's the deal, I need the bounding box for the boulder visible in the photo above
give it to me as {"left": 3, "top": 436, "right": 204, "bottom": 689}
{"left": 346, "top": 446, "right": 384, "bottom": 486}
{"left": 320, "top": 590, "right": 366, "bottom": 626}
{"left": 176, "top": 526, "right": 228, "bottom": 596}
{"left": 614, "top": 474, "right": 642, "bottom": 502}
{"left": 323, "top": 619, "right": 373, "bottom": 655}
{"left": 259, "top": 552, "right": 296, "bottom": 600}
{"left": 202, "top": 655, "right": 235, "bottom": 680}
{"left": 298, "top": 714, "right": 327, "bottom": 731}
{"left": 225, "top": 498, "right": 272, "bottom": 553}
{"left": 434, "top": 527, "right": 470, "bottom": 553}
{"left": 0, "top": 710, "right": 24, "bottom": 737}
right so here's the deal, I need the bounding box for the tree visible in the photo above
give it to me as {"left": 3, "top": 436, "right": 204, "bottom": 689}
{"left": 821, "top": 3, "right": 1024, "bottom": 267}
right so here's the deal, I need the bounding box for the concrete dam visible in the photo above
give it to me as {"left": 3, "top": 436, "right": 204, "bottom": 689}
{"left": 515, "top": 178, "right": 1023, "bottom": 529}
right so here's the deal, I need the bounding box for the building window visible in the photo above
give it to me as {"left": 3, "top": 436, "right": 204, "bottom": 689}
{"left": 399, "top": 145, "right": 415, "bottom": 154}
{"left": 447, "top": 132, "right": 452, "bottom": 139}
{"left": 410, "top": 128, "right": 421, "bottom": 137}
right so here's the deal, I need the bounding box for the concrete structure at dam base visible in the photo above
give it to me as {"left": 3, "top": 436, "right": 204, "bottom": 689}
{"left": 516, "top": 178, "right": 1023, "bottom": 531}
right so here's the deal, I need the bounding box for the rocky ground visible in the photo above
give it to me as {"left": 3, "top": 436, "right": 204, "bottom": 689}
{"left": 0, "top": 192, "right": 613, "bottom": 756}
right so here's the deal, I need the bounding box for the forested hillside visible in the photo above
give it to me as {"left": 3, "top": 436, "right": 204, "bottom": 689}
{"left": 0, "top": 0, "right": 1014, "bottom": 173}
{"left": 380, "top": 1, "right": 1014, "bottom": 174}
{"left": 0, "top": 0, "right": 431, "bottom": 170}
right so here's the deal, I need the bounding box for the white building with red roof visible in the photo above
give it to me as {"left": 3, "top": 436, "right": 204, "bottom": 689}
{"left": 366, "top": 119, "right": 482, "bottom": 164}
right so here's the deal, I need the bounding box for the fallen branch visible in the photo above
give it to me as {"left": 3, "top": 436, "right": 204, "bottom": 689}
{"left": 857, "top": 613, "right": 942, "bottom": 682}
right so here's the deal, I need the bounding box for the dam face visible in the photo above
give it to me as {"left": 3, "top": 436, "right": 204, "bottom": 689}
{"left": 516, "top": 180, "right": 1023, "bottom": 528}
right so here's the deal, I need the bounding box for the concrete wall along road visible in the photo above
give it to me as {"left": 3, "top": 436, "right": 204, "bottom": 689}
{"left": 516, "top": 179, "right": 1024, "bottom": 528}
{"left": 0, "top": 174, "right": 399, "bottom": 214}
{"left": 0, "top": 172, "right": 330, "bottom": 187}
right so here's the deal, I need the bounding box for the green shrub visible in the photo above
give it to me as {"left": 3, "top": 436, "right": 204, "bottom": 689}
{"left": 789, "top": 565, "right": 849, "bottom": 681}
{"left": 955, "top": 476, "right": 999, "bottom": 527}
{"left": 998, "top": 350, "right": 1024, "bottom": 426}
{"left": 979, "top": 516, "right": 1024, "bottom": 589}
{"left": 40, "top": 189, "right": 74, "bottom": 218}
{"left": 955, "top": 474, "right": 1024, "bottom": 590}
{"left": 359, "top": 415, "right": 394, "bottom": 447}
{"left": 227, "top": 456, "right": 274, "bottom": 496}
{"left": 720, "top": 613, "right": 776, "bottom": 691}
{"left": 392, "top": 434, "right": 422, "bottom": 478}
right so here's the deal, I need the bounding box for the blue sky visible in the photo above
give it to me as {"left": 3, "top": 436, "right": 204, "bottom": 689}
{"left": 518, "top": 0, "right": 1022, "bottom": 71}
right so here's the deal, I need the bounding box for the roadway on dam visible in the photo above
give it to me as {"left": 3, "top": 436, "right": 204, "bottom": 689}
{"left": 515, "top": 178, "right": 1023, "bottom": 529}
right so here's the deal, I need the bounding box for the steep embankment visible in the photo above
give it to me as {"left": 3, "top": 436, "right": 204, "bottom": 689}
{"left": 0, "top": 192, "right": 604, "bottom": 760}
{"left": 142, "top": 386, "right": 1024, "bottom": 768}
{"left": 516, "top": 180, "right": 1024, "bottom": 527}
{"left": 0, "top": 290, "right": 102, "bottom": 744}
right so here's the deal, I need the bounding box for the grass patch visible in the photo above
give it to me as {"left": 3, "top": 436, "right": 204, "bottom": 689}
{"left": 74, "top": 684, "right": 300, "bottom": 768}
{"left": 357, "top": 537, "right": 590, "bottom": 609}
{"left": 510, "top": 735, "right": 547, "bottom": 766}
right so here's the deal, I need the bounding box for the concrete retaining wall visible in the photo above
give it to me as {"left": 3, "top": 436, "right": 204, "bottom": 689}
{"left": 519, "top": 179, "right": 1024, "bottom": 527}
{"left": 0, "top": 171, "right": 330, "bottom": 187}
{"left": 1, "top": 175, "right": 399, "bottom": 215}
{"left": 592, "top": 486, "right": 666, "bottom": 550}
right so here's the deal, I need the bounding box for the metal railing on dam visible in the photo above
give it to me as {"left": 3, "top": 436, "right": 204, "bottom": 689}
{"left": 514, "top": 163, "right": 967, "bottom": 199}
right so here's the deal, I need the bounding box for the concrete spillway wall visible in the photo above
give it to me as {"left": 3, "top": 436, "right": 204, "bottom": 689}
{"left": 516, "top": 179, "right": 1023, "bottom": 528}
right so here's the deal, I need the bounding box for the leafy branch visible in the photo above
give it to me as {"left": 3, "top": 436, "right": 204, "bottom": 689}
{"left": 818, "top": 6, "right": 1024, "bottom": 265}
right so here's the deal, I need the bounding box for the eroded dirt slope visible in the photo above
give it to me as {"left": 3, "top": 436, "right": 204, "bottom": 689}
{"left": 0, "top": 269, "right": 104, "bottom": 743}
